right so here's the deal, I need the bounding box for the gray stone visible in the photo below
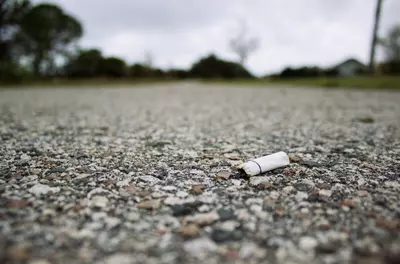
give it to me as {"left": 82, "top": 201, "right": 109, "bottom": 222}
{"left": 125, "top": 212, "right": 140, "bottom": 221}
{"left": 211, "top": 228, "right": 243, "bottom": 243}
{"left": 20, "top": 153, "right": 31, "bottom": 161}
{"left": 217, "top": 208, "right": 236, "bottom": 221}
{"left": 249, "top": 176, "right": 270, "bottom": 187}
{"left": 185, "top": 211, "right": 219, "bottom": 226}
{"left": 138, "top": 175, "right": 160, "bottom": 183}
{"left": 295, "top": 179, "right": 315, "bottom": 192}
{"left": 21, "top": 175, "right": 38, "bottom": 182}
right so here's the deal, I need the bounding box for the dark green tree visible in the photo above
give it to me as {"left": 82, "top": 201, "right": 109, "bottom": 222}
{"left": 190, "top": 54, "right": 253, "bottom": 79}
{"left": 14, "top": 3, "right": 83, "bottom": 76}
{"left": 279, "top": 66, "right": 324, "bottom": 78}
{"left": 0, "top": 0, "right": 31, "bottom": 59}
{"left": 128, "top": 63, "right": 165, "bottom": 78}
{"left": 0, "top": 0, "right": 32, "bottom": 83}
{"left": 129, "top": 63, "right": 151, "bottom": 78}
{"left": 99, "top": 57, "right": 127, "bottom": 77}
{"left": 65, "top": 49, "right": 103, "bottom": 77}
{"left": 165, "top": 68, "right": 189, "bottom": 79}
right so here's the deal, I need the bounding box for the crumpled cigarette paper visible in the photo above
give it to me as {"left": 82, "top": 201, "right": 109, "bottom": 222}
{"left": 238, "top": 151, "right": 290, "bottom": 176}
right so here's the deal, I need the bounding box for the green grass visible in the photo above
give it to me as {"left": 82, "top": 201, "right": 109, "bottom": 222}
{"left": 270, "top": 76, "right": 400, "bottom": 89}
{"left": 205, "top": 76, "right": 400, "bottom": 90}
{"left": 2, "top": 76, "right": 400, "bottom": 90}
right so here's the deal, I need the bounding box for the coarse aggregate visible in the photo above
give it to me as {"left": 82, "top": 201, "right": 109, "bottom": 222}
{"left": 0, "top": 83, "right": 399, "bottom": 264}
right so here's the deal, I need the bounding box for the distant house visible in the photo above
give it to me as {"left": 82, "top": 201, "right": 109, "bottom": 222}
{"left": 333, "top": 58, "right": 367, "bottom": 77}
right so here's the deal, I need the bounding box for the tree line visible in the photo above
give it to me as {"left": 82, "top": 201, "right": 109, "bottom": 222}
{"left": 0, "top": 0, "right": 255, "bottom": 83}
{"left": 1, "top": 0, "right": 399, "bottom": 84}
{"left": 65, "top": 51, "right": 252, "bottom": 79}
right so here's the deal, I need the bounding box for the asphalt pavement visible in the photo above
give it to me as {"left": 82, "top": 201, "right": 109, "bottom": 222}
{"left": 0, "top": 83, "right": 399, "bottom": 264}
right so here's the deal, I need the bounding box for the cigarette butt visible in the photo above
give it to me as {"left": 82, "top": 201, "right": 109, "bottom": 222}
{"left": 239, "top": 151, "right": 290, "bottom": 176}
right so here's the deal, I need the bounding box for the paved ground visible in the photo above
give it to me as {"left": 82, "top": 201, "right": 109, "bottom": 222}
{"left": 0, "top": 83, "right": 399, "bottom": 264}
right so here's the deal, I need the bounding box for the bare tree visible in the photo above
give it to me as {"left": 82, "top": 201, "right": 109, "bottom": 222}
{"left": 143, "top": 50, "right": 153, "bottom": 68}
{"left": 369, "top": 0, "right": 384, "bottom": 74}
{"left": 229, "top": 20, "right": 260, "bottom": 66}
{"left": 380, "top": 25, "right": 400, "bottom": 62}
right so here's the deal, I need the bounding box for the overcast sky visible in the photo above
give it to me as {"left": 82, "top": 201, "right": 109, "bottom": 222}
{"left": 35, "top": 0, "right": 400, "bottom": 76}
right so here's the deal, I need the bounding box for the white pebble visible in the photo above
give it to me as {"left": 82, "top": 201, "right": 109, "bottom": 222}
{"left": 176, "top": 191, "right": 188, "bottom": 198}
{"left": 125, "top": 212, "right": 140, "bottom": 221}
{"left": 21, "top": 153, "right": 31, "bottom": 161}
{"left": 318, "top": 189, "right": 332, "bottom": 198}
{"left": 104, "top": 217, "right": 121, "bottom": 229}
{"left": 138, "top": 175, "right": 160, "bottom": 183}
{"left": 28, "top": 184, "right": 60, "bottom": 196}
{"left": 183, "top": 238, "right": 217, "bottom": 258}
{"left": 295, "top": 191, "right": 308, "bottom": 201}
{"left": 249, "top": 176, "right": 269, "bottom": 187}
{"left": 231, "top": 179, "right": 241, "bottom": 186}
{"left": 282, "top": 186, "right": 294, "bottom": 194}
{"left": 101, "top": 253, "right": 133, "bottom": 264}
{"left": 116, "top": 179, "right": 130, "bottom": 187}
{"left": 90, "top": 196, "right": 108, "bottom": 208}
{"left": 299, "top": 236, "right": 318, "bottom": 250}
{"left": 161, "top": 185, "right": 177, "bottom": 192}
{"left": 21, "top": 175, "right": 38, "bottom": 183}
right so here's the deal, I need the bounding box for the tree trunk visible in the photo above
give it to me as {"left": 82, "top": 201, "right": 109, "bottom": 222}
{"left": 369, "top": 0, "right": 383, "bottom": 75}
{"left": 33, "top": 51, "right": 44, "bottom": 76}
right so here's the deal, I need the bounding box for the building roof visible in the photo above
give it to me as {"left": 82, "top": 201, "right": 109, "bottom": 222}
{"left": 334, "top": 58, "right": 367, "bottom": 69}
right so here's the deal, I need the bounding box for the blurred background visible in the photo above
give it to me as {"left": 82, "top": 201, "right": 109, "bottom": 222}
{"left": 1, "top": 0, "right": 399, "bottom": 87}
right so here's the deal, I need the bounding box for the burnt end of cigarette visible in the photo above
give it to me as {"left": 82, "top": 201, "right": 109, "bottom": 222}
{"left": 239, "top": 151, "right": 290, "bottom": 176}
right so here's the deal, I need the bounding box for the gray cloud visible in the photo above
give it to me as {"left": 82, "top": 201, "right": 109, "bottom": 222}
{"left": 33, "top": 0, "right": 400, "bottom": 75}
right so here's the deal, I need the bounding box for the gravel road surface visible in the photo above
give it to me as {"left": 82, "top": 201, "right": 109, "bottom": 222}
{"left": 1, "top": 83, "right": 399, "bottom": 264}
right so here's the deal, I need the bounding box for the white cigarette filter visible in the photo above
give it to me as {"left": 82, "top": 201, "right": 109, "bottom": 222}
{"left": 239, "top": 151, "right": 290, "bottom": 176}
